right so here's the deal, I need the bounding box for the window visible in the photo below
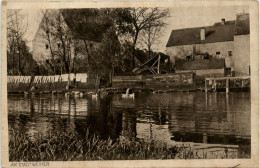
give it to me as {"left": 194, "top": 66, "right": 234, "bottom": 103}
{"left": 228, "top": 51, "right": 232, "bottom": 56}
{"left": 90, "top": 43, "right": 93, "bottom": 48}
{"left": 45, "top": 44, "right": 49, "bottom": 49}
{"left": 57, "top": 43, "right": 61, "bottom": 48}
{"left": 225, "top": 67, "right": 232, "bottom": 76}
{"left": 216, "top": 52, "right": 220, "bottom": 55}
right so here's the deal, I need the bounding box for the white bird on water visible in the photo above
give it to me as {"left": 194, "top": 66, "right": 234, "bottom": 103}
{"left": 92, "top": 93, "right": 98, "bottom": 99}
{"left": 73, "top": 91, "right": 84, "bottom": 97}
{"left": 122, "top": 88, "right": 135, "bottom": 99}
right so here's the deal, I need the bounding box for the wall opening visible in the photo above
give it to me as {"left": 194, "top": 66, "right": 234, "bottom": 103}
{"left": 225, "top": 68, "right": 232, "bottom": 77}
{"left": 228, "top": 51, "right": 232, "bottom": 56}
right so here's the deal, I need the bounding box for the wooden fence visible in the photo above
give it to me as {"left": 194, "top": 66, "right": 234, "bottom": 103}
{"left": 205, "top": 76, "right": 250, "bottom": 92}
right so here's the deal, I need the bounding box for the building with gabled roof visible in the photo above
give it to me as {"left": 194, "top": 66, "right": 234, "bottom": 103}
{"left": 32, "top": 9, "right": 100, "bottom": 74}
{"left": 166, "top": 13, "right": 250, "bottom": 77}
{"left": 166, "top": 21, "right": 235, "bottom": 47}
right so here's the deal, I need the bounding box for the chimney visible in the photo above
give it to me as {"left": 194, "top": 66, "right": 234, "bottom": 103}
{"left": 200, "top": 28, "right": 205, "bottom": 40}
{"left": 221, "top": 18, "right": 225, "bottom": 25}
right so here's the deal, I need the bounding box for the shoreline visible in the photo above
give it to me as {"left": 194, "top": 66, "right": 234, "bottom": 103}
{"left": 7, "top": 86, "right": 250, "bottom": 95}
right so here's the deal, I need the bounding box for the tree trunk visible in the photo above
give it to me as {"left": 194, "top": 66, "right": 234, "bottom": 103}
{"left": 148, "top": 45, "right": 151, "bottom": 60}
{"left": 148, "top": 24, "right": 151, "bottom": 60}
{"left": 110, "top": 65, "right": 114, "bottom": 86}
{"left": 132, "top": 30, "right": 139, "bottom": 69}
{"left": 83, "top": 39, "right": 90, "bottom": 70}
{"left": 60, "top": 35, "right": 69, "bottom": 73}
{"left": 47, "top": 33, "right": 56, "bottom": 75}
{"left": 12, "top": 48, "right": 15, "bottom": 75}
{"left": 63, "top": 57, "right": 70, "bottom": 73}
{"left": 18, "top": 48, "right": 24, "bottom": 75}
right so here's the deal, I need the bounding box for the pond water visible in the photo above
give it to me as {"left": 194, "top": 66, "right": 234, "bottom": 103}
{"left": 8, "top": 92, "right": 251, "bottom": 158}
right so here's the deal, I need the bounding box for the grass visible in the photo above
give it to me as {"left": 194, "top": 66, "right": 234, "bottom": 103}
{"left": 9, "top": 129, "right": 196, "bottom": 161}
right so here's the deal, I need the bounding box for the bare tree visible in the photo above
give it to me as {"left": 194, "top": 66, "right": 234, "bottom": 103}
{"left": 7, "top": 9, "right": 29, "bottom": 75}
{"left": 40, "top": 10, "right": 74, "bottom": 75}
{"left": 114, "top": 8, "right": 170, "bottom": 69}
{"left": 139, "top": 25, "right": 163, "bottom": 60}
{"left": 89, "top": 27, "right": 123, "bottom": 85}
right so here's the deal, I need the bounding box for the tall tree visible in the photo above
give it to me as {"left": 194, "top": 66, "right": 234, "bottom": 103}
{"left": 61, "top": 9, "right": 114, "bottom": 71}
{"left": 7, "top": 10, "right": 48, "bottom": 76}
{"left": 40, "top": 10, "right": 74, "bottom": 74}
{"left": 90, "top": 27, "right": 123, "bottom": 85}
{"left": 114, "top": 8, "right": 170, "bottom": 69}
{"left": 140, "top": 23, "right": 166, "bottom": 60}
{"left": 7, "top": 9, "right": 28, "bottom": 75}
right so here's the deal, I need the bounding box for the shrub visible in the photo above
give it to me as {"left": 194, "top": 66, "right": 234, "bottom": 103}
{"left": 9, "top": 129, "right": 188, "bottom": 161}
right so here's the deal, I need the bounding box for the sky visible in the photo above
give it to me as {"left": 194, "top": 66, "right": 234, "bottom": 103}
{"left": 19, "top": 5, "right": 249, "bottom": 52}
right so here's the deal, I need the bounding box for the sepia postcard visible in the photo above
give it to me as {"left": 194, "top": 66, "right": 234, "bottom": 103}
{"left": 1, "top": 0, "right": 259, "bottom": 167}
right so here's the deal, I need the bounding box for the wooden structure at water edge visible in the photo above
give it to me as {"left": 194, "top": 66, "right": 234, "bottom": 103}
{"left": 205, "top": 76, "right": 250, "bottom": 93}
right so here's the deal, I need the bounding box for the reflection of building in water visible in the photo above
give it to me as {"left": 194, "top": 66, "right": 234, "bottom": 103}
{"left": 8, "top": 96, "right": 50, "bottom": 140}
{"left": 136, "top": 106, "right": 171, "bottom": 142}
{"left": 8, "top": 92, "right": 251, "bottom": 158}
{"left": 75, "top": 96, "right": 123, "bottom": 140}
{"left": 121, "top": 110, "right": 137, "bottom": 141}
{"left": 114, "top": 94, "right": 172, "bottom": 142}
{"left": 136, "top": 123, "right": 172, "bottom": 143}
{"left": 168, "top": 92, "right": 250, "bottom": 147}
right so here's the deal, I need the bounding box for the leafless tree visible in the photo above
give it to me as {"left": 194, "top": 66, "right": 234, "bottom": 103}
{"left": 7, "top": 9, "right": 29, "bottom": 75}
{"left": 115, "top": 8, "right": 170, "bottom": 68}
{"left": 139, "top": 25, "right": 163, "bottom": 60}
{"left": 40, "top": 10, "right": 74, "bottom": 75}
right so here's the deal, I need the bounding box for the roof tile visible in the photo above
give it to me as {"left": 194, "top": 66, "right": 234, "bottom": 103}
{"left": 166, "top": 21, "right": 235, "bottom": 47}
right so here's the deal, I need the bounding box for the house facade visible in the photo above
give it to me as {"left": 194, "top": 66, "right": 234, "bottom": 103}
{"left": 166, "top": 13, "right": 250, "bottom": 77}
{"left": 32, "top": 10, "right": 100, "bottom": 74}
{"left": 233, "top": 14, "right": 250, "bottom": 76}
{"left": 32, "top": 10, "right": 72, "bottom": 64}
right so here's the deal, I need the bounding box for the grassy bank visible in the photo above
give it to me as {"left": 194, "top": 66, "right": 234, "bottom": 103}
{"left": 9, "top": 129, "right": 194, "bottom": 161}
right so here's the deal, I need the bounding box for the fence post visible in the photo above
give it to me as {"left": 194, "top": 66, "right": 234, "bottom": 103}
{"left": 157, "top": 54, "right": 160, "bottom": 74}
{"left": 226, "top": 78, "right": 230, "bottom": 93}
{"left": 213, "top": 80, "right": 217, "bottom": 92}
{"left": 205, "top": 79, "right": 208, "bottom": 92}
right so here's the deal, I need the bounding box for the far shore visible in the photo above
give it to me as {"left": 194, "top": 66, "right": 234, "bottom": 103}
{"left": 7, "top": 85, "right": 250, "bottom": 96}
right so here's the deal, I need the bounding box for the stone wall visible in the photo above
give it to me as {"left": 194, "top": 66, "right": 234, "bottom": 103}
{"left": 175, "top": 69, "right": 225, "bottom": 78}
{"left": 112, "top": 73, "right": 194, "bottom": 88}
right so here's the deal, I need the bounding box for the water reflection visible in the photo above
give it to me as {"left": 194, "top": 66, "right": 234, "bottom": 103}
{"left": 8, "top": 92, "right": 251, "bottom": 158}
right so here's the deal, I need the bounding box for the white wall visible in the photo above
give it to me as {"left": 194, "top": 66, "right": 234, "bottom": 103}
{"left": 32, "top": 10, "right": 75, "bottom": 65}
{"left": 166, "top": 41, "right": 234, "bottom": 65}
{"left": 233, "top": 35, "right": 250, "bottom": 76}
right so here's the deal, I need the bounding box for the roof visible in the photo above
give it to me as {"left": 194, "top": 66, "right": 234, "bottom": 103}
{"left": 33, "top": 9, "right": 109, "bottom": 43}
{"left": 166, "top": 21, "right": 235, "bottom": 47}
{"left": 234, "top": 13, "right": 250, "bottom": 35}
{"left": 61, "top": 9, "right": 113, "bottom": 42}
{"left": 175, "top": 59, "right": 225, "bottom": 70}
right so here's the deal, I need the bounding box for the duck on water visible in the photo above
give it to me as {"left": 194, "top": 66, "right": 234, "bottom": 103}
{"left": 122, "top": 88, "right": 135, "bottom": 99}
